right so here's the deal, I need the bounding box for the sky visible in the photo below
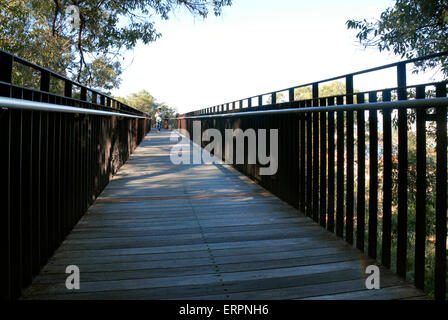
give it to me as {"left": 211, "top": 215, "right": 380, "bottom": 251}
{"left": 111, "top": 0, "right": 435, "bottom": 114}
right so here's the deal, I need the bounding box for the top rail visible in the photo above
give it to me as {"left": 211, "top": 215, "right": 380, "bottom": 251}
{"left": 0, "top": 48, "right": 148, "bottom": 118}
{"left": 0, "top": 50, "right": 152, "bottom": 300}
{"left": 177, "top": 96, "right": 448, "bottom": 119}
{"left": 189, "top": 51, "right": 448, "bottom": 115}
{"left": 177, "top": 51, "right": 448, "bottom": 300}
{"left": 0, "top": 96, "right": 148, "bottom": 118}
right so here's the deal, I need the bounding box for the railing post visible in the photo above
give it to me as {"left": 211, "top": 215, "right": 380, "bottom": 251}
{"left": 0, "top": 51, "right": 13, "bottom": 84}
{"left": 368, "top": 92, "right": 378, "bottom": 259}
{"left": 414, "top": 85, "right": 426, "bottom": 289}
{"left": 356, "top": 93, "right": 365, "bottom": 251}
{"left": 64, "top": 81, "right": 72, "bottom": 98}
{"left": 336, "top": 95, "right": 344, "bottom": 237}
{"left": 345, "top": 75, "right": 354, "bottom": 244}
{"left": 312, "top": 83, "right": 319, "bottom": 222}
{"left": 80, "top": 87, "right": 87, "bottom": 101}
{"left": 289, "top": 88, "right": 294, "bottom": 103}
{"left": 435, "top": 82, "right": 447, "bottom": 300}
{"left": 306, "top": 100, "right": 312, "bottom": 218}
{"left": 319, "top": 97, "right": 327, "bottom": 228}
{"left": 382, "top": 89, "right": 393, "bottom": 268}
{"left": 327, "top": 97, "right": 335, "bottom": 233}
{"left": 40, "top": 70, "right": 50, "bottom": 92}
{"left": 0, "top": 50, "right": 12, "bottom": 301}
{"left": 396, "top": 62, "right": 408, "bottom": 278}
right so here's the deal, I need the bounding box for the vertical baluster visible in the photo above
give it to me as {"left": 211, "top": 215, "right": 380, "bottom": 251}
{"left": 39, "top": 103, "right": 49, "bottom": 271}
{"left": 30, "top": 106, "right": 40, "bottom": 277}
{"left": 327, "top": 97, "right": 335, "bottom": 233}
{"left": 434, "top": 82, "right": 447, "bottom": 300}
{"left": 312, "top": 84, "right": 319, "bottom": 222}
{"left": 320, "top": 98, "right": 327, "bottom": 228}
{"left": 291, "top": 113, "right": 300, "bottom": 207}
{"left": 396, "top": 63, "right": 408, "bottom": 278}
{"left": 1, "top": 54, "right": 15, "bottom": 299}
{"left": 306, "top": 101, "right": 313, "bottom": 217}
{"left": 368, "top": 92, "right": 378, "bottom": 259}
{"left": 414, "top": 85, "right": 426, "bottom": 289}
{"left": 20, "top": 109, "right": 32, "bottom": 288}
{"left": 356, "top": 93, "right": 366, "bottom": 251}
{"left": 75, "top": 115, "right": 81, "bottom": 221}
{"left": 0, "top": 96, "right": 11, "bottom": 299}
{"left": 382, "top": 90, "right": 393, "bottom": 268}
{"left": 289, "top": 88, "right": 299, "bottom": 208}
{"left": 60, "top": 114, "right": 66, "bottom": 238}
{"left": 299, "top": 103, "right": 306, "bottom": 214}
{"left": 47, "top": 112, "right": 56, "bottom": 256}
{"left": 346, "top": 76, "right": 354, "bottom": 244}
{"left": 336, "top": 96, "right": 344, "bottom": 238}
{"left": 56, "top": 113, "right": 62, "bottom": 244}
{"left": 9, "top": 108, "right": 22, "bottom": 299}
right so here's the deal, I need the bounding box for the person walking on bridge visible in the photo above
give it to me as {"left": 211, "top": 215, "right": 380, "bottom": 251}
{"left": 155, "top": 107, "right": 163, "bottom": 133}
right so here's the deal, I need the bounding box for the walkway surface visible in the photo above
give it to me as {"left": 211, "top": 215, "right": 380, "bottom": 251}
{"left": 22, "top": 129, "right": 427, "bottom": 300}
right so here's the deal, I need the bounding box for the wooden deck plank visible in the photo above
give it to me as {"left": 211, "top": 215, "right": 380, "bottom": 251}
{"left": 21, "top": 129, "right": 427, "bottom": 300}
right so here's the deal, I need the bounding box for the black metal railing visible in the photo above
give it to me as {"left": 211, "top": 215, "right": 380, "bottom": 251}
{"left": 177, "top": 52, "right": 448, "bottom": 300}
{"left": 0, "top": 49, "right": 151, "bottom": 300}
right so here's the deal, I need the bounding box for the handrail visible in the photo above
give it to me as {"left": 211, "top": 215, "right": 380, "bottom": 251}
{"left": 0, "top": 96, "right": 148, "bottom": 118}
{"left": 177, "top": 96, "right": 448, "bottom": 119}
{"left": 177, "top": 63, "right": 448, "bottom": 300}
{"left": 0, "top": 48, "right": 144, "bottom": 116}
{"left": 191, "top": 51, "right": 448, "bottom": 114}
{"left": 0, "top": 50, "right": 152, "bottom": 300}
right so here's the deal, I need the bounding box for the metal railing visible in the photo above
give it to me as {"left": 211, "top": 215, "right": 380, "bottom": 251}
{"left": 0, "top": 49, "right": 151, "bottom": 300}
{"left": 177, "top": 52, "right": 448, "bottom": 300}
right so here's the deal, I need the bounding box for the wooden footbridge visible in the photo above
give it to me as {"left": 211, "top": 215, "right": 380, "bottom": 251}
{"left": 1, "top": 49, "right": 447, "bottom": 300}
{"left": 20, "top": 130, "right": 425, "bottom": 299}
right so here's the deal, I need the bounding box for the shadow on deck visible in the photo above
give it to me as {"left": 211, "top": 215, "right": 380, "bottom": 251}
{"left": 22, "top": 129, "right": 426, "bottom": 300}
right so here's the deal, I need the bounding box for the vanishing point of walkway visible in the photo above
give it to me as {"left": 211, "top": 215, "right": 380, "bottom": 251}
{"left": 22, "top": 130, "right": 426, "bottom": 300}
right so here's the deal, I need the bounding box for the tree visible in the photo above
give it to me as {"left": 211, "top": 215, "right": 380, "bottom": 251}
{"left": 117, "top": 89, "right": 176, "bottom": 120}
{"left": 294, "top": 81, "right": 348, "bottom": 101}
{"left": 0, "top": 0, "right": 232, "bottom": 90}
{"left": 346, "top": 0, "right": 448, "bottom": 75}
{"left": 265, "top": 81, "right": 349, "bottom": 105}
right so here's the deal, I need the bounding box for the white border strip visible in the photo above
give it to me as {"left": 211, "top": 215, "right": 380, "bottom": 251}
{"left": 0, "top": 96, "right": 148, "bottom": 119}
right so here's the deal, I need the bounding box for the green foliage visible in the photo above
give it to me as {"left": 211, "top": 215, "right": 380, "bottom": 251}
{"left": 346, "top": 0, "right": 448, "bottom": 75}
{"left": 347, "top": 1, "right": 447, "bottom": 295}
{"left": 0, "top": 0, "right": 232, "bottom": 90}
{"left": 294, "top": 81, "right": 348, "bottom": 100}
{"left": 117, "top": 89, "right": 176, "bottom": 120}
{"left": 264, "top": 81, "right": 350, "bottom": 104}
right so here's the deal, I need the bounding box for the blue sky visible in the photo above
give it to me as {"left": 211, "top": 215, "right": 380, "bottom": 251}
{"left": 111, "top": 0, "right": 431, "bottom": 113}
